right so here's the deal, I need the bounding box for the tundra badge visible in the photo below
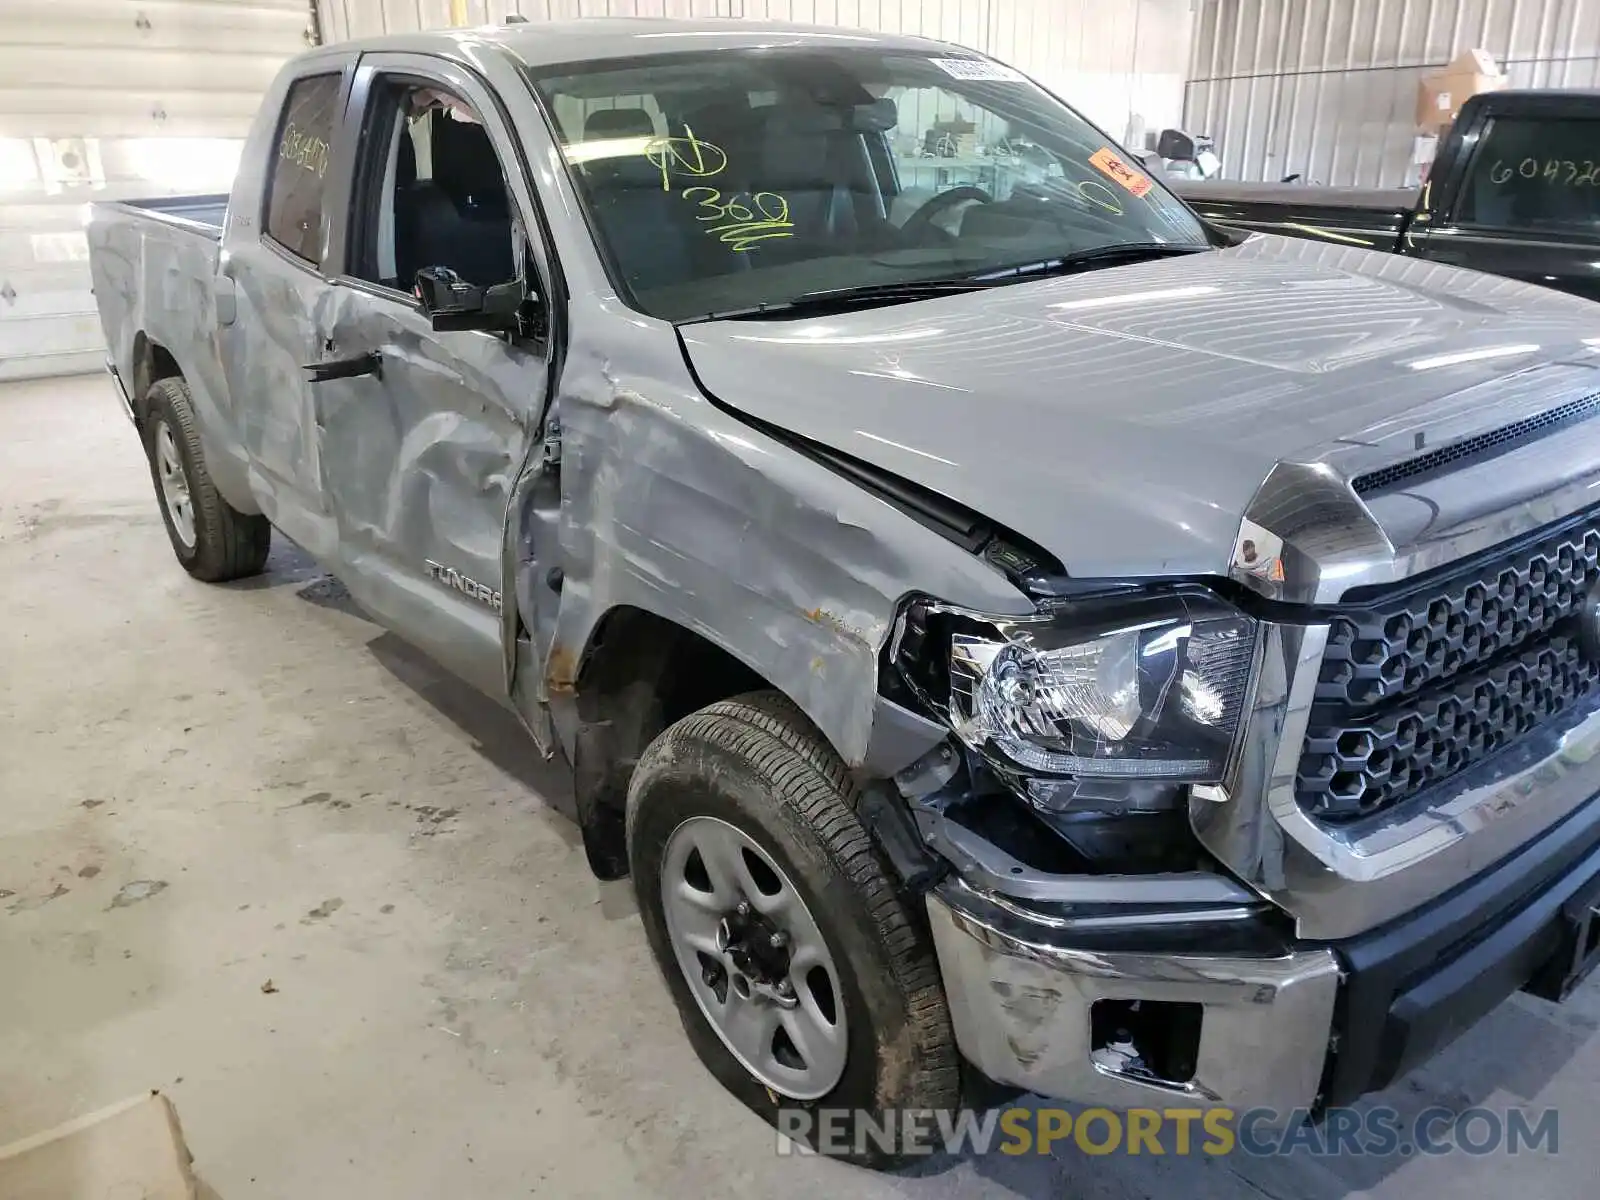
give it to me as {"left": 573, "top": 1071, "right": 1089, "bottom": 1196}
{"left": 424, "top": 560, "right": 503, "bottom": 612}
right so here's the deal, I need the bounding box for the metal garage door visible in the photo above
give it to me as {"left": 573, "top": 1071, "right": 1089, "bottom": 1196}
{"left": 0, "top": 1, "right": 315, "bottom": 382}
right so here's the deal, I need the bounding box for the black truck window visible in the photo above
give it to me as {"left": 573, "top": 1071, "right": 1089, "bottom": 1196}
{"left": 346, "top": 81, "right": 517, "bottom": 292}
{"left": 265, "top": 73, "right": 342, "bottom": 265}
{"left": 1457, "top": 117, "right": 1600, "bottom": 235}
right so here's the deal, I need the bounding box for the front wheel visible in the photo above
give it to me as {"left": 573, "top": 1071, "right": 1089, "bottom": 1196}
{"left": 143, "top": 377, "right": 270, "bottom": 582}
{"left": 628, "top": 692, "right": 960, "bottom": 1158}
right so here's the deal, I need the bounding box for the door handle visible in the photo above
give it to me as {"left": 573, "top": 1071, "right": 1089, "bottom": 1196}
{"left": 303, "top": 351, "right": 382, "bottom": 383}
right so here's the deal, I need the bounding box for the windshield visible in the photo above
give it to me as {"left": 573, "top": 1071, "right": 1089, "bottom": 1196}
{"left": 527, "top": 48, "right": 1209, "bottom": 320}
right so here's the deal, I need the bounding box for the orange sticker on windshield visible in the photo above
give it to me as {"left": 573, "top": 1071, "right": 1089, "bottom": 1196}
{"left": 1089, "top": 147, "right": 1153, "bottom": 198}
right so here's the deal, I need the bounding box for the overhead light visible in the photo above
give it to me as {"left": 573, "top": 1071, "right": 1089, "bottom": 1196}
{"left": 848, "top": 369, "right": 971, "bottom": 392}
{"left": 732, "top": 326, "right": 945, "bottom": 346}
{"left": 1406, "top": 344, "right": 1539, "bottom": 370}
{"left": 854, "top": 430, "right": 958, "bottom": 464}
{"left": 1051, "top": 285, "right": 1217, "bottom": 312}
{"left": 561, "top": 135, "right": 655, "bottom": 165}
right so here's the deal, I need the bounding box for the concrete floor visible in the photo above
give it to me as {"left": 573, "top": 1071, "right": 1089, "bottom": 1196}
{"left": 2, "top": 372, "right": 1597, "bottom": 1199}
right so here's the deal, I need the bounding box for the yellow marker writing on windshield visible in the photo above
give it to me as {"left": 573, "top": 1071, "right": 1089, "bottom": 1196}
{"left": 682, "top": 188, "right": 794, "bottom": 251}
{"left": 645, "top": 126, "right": 728, "bottom": 191}
{"left": 641, "top": 132, "right": 793, "bottom": 251}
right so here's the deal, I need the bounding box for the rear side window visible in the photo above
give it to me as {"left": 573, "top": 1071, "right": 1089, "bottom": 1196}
{"left": 265, "top": 72, "right": 342, "bottom": 264}
{"left": 1457, "top": 117, "right": 1600, "bottom": 235}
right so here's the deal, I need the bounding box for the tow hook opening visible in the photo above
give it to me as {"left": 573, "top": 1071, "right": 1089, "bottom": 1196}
{"left": 1089, "top": 998, "right": 1203, "bottom": 1087}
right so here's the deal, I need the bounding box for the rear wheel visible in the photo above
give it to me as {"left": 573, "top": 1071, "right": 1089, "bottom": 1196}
{"left": 143, "top": 377, "right": 270, "bottom": 582}
{"left": 628, "top": 691, "right": 960, "bottom": 1160}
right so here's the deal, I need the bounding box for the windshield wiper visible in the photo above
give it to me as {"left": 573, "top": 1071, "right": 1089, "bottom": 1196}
{"left": 688, "top": 242, "right": 1210, "bottom": 323}
{"left": 699, "top": 279, "right": 994, "bottom": 322}
{"left": 972, "top": 242, "right": 1207, "bottom": 281}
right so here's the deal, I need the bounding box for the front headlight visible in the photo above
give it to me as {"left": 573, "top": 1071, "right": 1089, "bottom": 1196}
{"left": 898, "top": 589, "right": 1257, "bottom": 782}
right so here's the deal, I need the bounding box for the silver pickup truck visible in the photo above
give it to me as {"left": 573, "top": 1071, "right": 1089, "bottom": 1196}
{"left": 90, "top": 17, "right": 1600, "bottom": 1153}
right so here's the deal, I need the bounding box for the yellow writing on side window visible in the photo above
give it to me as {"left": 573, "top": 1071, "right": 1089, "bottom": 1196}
{"left": 1489, "top": 157, "right": 1600, "bottom": 187}
{"left": 642, "top": 128, "right": 794, "bottom": 252}
{"left": 278, "top": 122, "right": 329, "bottom": 179}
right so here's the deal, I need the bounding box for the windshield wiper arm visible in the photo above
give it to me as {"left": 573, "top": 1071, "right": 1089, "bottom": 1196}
{"left": 699, "top": 279, "right": 994, "bottom": 322}
{"left": 687, "top": 243, "right": 1210, "bottom": 323}
{"left": 972, "top": 242, "right": 1207, "bottom": 281}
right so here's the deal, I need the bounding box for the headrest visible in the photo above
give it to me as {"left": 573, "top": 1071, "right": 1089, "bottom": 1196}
{"left": 584, "top": 108, "right": 655, "bottom": 139}
{"left": 755, "top": 106, "right": 857, "bottom": 188}
{"left": 430, "top": 116, "right": 506, "bottom": 209}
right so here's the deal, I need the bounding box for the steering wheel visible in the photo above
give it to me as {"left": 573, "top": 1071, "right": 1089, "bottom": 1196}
{"left": 901, "top": 185, "right": 993, "bottom": 238}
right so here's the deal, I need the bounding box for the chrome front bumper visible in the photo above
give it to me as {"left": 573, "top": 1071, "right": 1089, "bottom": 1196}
{"left": 927, "top": 882, "right": 1339, "bottom": 1113}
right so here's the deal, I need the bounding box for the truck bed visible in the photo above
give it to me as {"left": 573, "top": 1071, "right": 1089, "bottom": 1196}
{"left": 100, "top": 193, "right": 229, "bottom": 240}
{"left": 87, "top": 193, "right": 231, "bottom": 445}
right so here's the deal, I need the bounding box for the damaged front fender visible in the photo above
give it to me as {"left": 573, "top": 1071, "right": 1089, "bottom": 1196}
{"left": 511, "top": 298, "right": 1034, "bottom": 772}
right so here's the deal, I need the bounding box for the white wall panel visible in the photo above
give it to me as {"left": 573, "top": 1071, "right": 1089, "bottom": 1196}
{"left": 1186, "top": 0, "right": 1600, "bottom": 188}
{"left": 316, "top": 0, "right": 1194, "bottom": 140}
{"left": 0, "top": 0, "right": 314, "bottom": 381}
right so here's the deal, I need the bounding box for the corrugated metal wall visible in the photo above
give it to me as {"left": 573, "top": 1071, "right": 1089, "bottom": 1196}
{"left": 316, "top": 0, "right": 1195, "bottom": 144}
{"left": 0, "top": 0, "right": 315, "bottom": 381}
{"left": 1185, "top": 0, "right": 1600, "bottom": 188}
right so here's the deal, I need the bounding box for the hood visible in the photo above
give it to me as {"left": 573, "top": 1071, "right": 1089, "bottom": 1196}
{"left": 680, "top": 235, "right": 1600, "bottom": 580}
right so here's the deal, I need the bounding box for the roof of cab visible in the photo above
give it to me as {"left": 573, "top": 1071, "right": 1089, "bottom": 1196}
{"left": 325, "top": 17, "right": 954, "bottom": 68}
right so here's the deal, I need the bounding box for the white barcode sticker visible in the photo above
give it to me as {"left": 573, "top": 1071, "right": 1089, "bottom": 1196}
{"left": 930, "top": 57, "right": 1025, "bottom": 83}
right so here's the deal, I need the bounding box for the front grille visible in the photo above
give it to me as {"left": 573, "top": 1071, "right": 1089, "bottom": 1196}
{"left": 1296, "top": 509, "right": 1600, "bottom": 823}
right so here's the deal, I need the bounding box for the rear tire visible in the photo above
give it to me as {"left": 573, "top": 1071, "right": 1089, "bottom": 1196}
{"left": 143, "top": 377, "right": 270, "bottom": 582}
{"left": 627, "top": 691, "right": 960, "bottom": 1163}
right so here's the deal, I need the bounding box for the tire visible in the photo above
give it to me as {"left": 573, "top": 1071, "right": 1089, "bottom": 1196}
{"left": 628, "top": 690, "right": 960, "bottom": 1163}
{"left": 143, "top": 376, "right": 270, "bottom": 582}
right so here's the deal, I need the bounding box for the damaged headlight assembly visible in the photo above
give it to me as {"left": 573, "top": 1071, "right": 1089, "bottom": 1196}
{"left": 892, "top": 587, "right": 1259, "bottom": 810}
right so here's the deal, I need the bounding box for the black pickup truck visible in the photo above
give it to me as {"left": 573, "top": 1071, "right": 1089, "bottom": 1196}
{"left": 1174, "top": 90, "right": 1600, "bottom": 302}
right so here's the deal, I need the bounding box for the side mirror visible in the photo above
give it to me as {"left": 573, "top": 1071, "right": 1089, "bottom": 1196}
{"left": 1156, "top": 128, "right": 1199, "bottom": 163}
{"left": 413, "top": 266, "right": 526, "bottom": 333}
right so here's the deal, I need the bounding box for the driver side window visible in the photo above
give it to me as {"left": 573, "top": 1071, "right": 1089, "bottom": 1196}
{"left": 348, "top": 78, "right": 519, "bottom": 293}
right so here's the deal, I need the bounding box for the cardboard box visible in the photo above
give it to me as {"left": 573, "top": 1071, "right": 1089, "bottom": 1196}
{"left": 1416, "top": 48, "right": 1508, "bottom": 132}
{"left": 0, "top": 1092, "right": 203, "bottom": 1200}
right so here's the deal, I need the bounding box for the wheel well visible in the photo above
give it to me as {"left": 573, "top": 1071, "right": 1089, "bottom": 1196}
{"left": 582, "top": 607, "right": 767, "bottom": 728}
{"left": 568, "top": 607, "right": 768, "bottom": 880}
{"left": 131, "top": 334, "right": 182, "bottom": 426}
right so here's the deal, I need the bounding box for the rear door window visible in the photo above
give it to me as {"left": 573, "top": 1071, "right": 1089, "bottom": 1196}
{"left": 1456, "top": 117, "right": 1600, "bottom": 235}
{"left": 265, "top": 72, "right": 343, "bottom": 264}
